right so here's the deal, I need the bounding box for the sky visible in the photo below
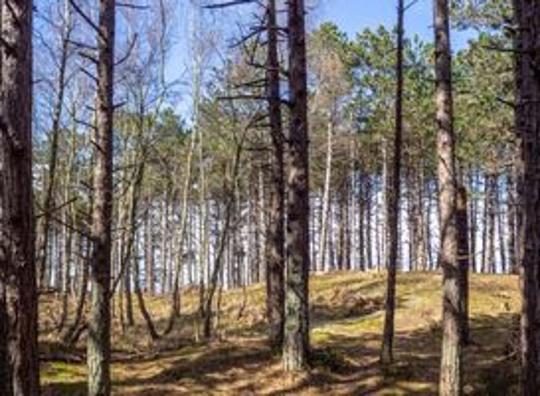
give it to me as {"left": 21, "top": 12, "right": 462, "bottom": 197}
{"left": 316, "top": 0, "right": 473, "bottom": 49}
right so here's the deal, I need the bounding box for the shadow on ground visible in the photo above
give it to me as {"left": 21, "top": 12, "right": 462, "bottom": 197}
{"left": 42, "top": 313, "right": 519, "bottom": 395}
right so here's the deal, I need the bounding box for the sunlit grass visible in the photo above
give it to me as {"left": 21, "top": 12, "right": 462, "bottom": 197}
{"left": 41, "top": 271, "right": 521, "bottom": 395}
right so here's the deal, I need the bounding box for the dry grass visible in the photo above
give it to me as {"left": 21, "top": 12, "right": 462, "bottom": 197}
{"left": 40, "top": 271, "right": 521, "bottom": 395}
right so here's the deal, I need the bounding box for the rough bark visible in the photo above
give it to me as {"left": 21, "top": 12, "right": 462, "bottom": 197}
{"left": 433, "top": 0, "right": 463, "bottom": 394}
{"left": 380, "top": 0, "right": 404, "bottom": 365}
{"left": 87, "top": 1, "right": 115, "bottom": 394}
{"left": 265, "top": 0, "right": 285, "bottom": 352}
{"left": 283, "top": 0, "right": 310, "bottom": 372}
{"left": 0, "top": 1, "right": 40, "bottom": 394}
{"left": 513, "top": 0, "right": 540, "bottom": 393}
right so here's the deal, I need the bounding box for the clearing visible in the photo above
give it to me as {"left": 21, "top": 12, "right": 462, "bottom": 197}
{"left": 40, "top": 272, "right": 520, "bottom": 395}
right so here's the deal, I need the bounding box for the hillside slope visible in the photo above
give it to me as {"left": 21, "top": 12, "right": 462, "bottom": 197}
{"left": 41, "top": 272, "right": 520, "bottom": 395}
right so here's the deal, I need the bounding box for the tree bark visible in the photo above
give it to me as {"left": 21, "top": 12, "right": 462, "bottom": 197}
{"left": 457, "top": 186, "right": 469, "bottom": 345}
{"left": 0, "top": 1, "right": 40, "bottom": 394}
{"left": 381, "top": 0, "right": 404, "bottom": 364}
{"left": 265, "top": 0, "right": 285, "bottom": 352}
{"left": 87, "top": 1, "right": 115, "bottom": 394}
{"left": 283, "top": 0, "right": 310, "bottom": 372}
{"left": 513, "top": 0, "right": 540, "bottom": 393}
{"left": 433, "top": 0, "right": 463, "bottom": 394}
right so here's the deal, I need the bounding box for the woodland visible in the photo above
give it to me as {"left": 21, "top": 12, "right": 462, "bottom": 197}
{"left": 0, "top": 0, "right": 538, "bottom": 395}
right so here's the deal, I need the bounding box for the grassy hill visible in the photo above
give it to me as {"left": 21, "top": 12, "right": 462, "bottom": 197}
{"left": 40, "top": 272, "right": 520, "bottom": 395}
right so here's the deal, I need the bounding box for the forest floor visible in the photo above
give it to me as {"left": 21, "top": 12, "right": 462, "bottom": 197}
{"left": 40, "top": 272, "right": 520, "bottom": 395}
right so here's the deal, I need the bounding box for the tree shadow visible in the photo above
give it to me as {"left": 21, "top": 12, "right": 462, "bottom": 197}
{"left": 41, "top": 275, "right": 519, "bottom": 395}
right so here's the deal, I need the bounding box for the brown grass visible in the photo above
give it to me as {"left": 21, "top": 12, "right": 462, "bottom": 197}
{"left": 40, "top": 271, "right": 521, "bottom": 395}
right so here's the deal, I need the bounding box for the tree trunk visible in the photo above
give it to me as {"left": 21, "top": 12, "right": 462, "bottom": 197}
{"left": 433, "top": 0, "right": 463, "bottom": 394}
{"left": 62, "top": 235, "right": 90, "bottom": 345}
{"left": 457, "top": 186, "right": 469, "bottom": 345}
{"left": 36, "top": 3, "right": 72, "bottom": 289}
{"left": 265, "top": 0, "right": 286, "bottom": 351}
{"left": 486, "top": 174, "right": 496, "bottom": 273}
{"left": 507, "top": 166, "right": 518, "bottom": 274}
{"left": 132, "top": 235, "right": 160, "bottom": 341}
{"left": 144, "top": 200, "right": 155, "bottom": 295}
{"left": 381, "top": 0, "right": 404, "bottom": 364}
{"left": 513, "top": 0, "right": 540, "bottom": 393}
{"left": 87, "top": 1, "right": 115, "bottom": 394}
{"left": 358, "top": 174, "right": 366, "bottom": 271}
{"left": 0, "top": 1, "right": 40, "bottom": 394}
{"left": 283, "top": 0, "right": 310, "bottom": 372}
{"left": 366, "top": 177, "right": 373, "bottom": 270}
{"left": 495, "top": 177, "right": 507, "bottom": 273}
{"left": 319, "top": 116, "right": 333, "bottom": 272}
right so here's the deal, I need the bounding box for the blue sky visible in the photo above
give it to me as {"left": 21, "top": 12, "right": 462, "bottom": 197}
{"left": 315, "top": 0, "right": 474, "bottom": 49}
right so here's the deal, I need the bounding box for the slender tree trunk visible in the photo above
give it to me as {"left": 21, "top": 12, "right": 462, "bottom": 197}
{"left": 507, "top": 167, "right": 518, "bottom": 274}
{"left": 161, "top": 193, "right": 169, "bottom": 294}
{"left": 319, "top": 115, "right": 333, "bottom": 272}
{"left": 366, "top": 178, "right": 373, "bottom": 270}
{"left": 265, "top": 0, "right": 286, "bottom": 351}
{"left": 467, "top": 169, "right": 477, "bottom": 273}
{"left": 283, "top": 0, "right": 310, "bottom": 372}
{"left": 87, "top": 1, "right": 115, "bottom": 394}
{"left": 132, "top": 235, "right": 160, "bottom": 341}
{"left": 495, "top": 177, "right": 507, "bottom": 273}
{"left": 480, "top": 173, "right": 488, "bottom": 273}
{"left": 486, "top": 174, "right": 496, "bottom": 273}
{"left": 144, "top": 200, "right": 155, "bottom": 295}
{"left": 62, "top": 235, "right": 90, "bottom": 345}
{"left": 358, "top": 174, "right": 366, "bottom": 271}
{"left": 36, "top": 5, "right": 72, "bottom": 288}
{"left": 0, "top": 1, "right": 39, "bottom": 393}
{"left": 457, "top": 187, "right": 469, "bottom": 345}
{"left": 381, "top": 0, "right": 404, "bottom": 364}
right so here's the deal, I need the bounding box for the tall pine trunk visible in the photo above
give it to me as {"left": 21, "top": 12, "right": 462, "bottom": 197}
{"left": 266, "top": 0, "right": 285, "bottom": 351}
{"left": 0, "top": 1, "right": 40, "bottom": 394}
{"left": 283, "top": 0, "right": 310, "bottom": 372}
{"left": 87, "top": 1, "right": 115, "bottom": 394}
{"left": 381, "top": 0, "right": 404, "bottom": 365}
{"left": 433, "top": 0, "right": 463, "bottom": 394}
{"left": 513, "top": 0, "right": 540, "bottom": 393}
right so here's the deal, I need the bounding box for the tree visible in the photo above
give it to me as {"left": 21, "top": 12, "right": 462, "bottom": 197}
{"left": 513, "top": 0, "right": 540, "bottom": 393}
{"left": 380, "top": 0, "right": 405, "bottom": 365}
{"left": 87, "top": 0, "right": 115, "bottom": 394}
{"left": 265, "top": 0, "right": 285, "bottom": 350}
{"left": 283, "top": 0, "right": 310, "bottom": 372}
{"left": 433, "top": 0, "right": 464, "bottom": 394}
{"left": 0, "top": 0, "right": 40, "bottom": 394}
